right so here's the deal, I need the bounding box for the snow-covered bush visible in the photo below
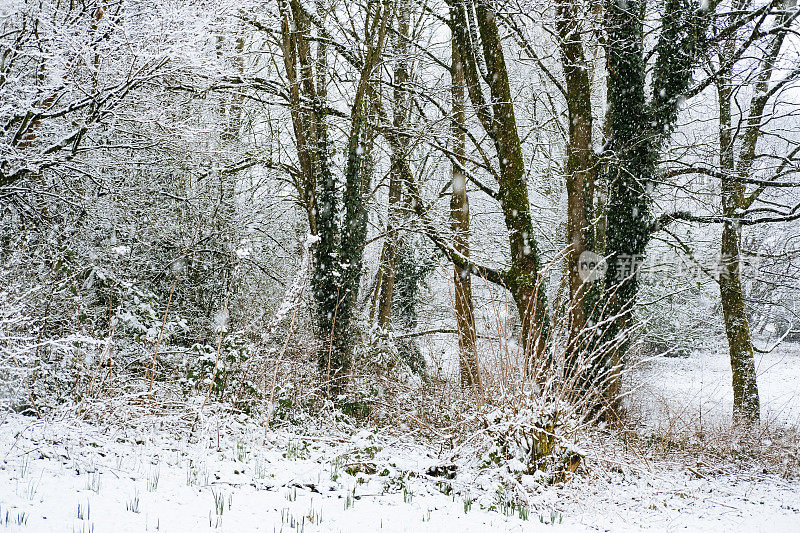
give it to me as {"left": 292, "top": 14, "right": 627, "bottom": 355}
{"left": 480, "top": 396, "right": 584, "bottom": 483}
{"left": 355, "top": 324, "right": 401, "bottom": 372}
{"left": 181, "top": 332, "right": 256, "bottom": 405}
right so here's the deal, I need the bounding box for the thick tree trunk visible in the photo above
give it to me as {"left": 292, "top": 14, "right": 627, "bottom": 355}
{"left": 717, "top": 46, "right": 761, "bottom": 424}
{"left": 556, "top": 0, "right": 596, "bottom": 369}
{"left": 717, "top": 0, "right": 795, "bottom": 425}
{"left": 597, "top": 0, "right": 653, "bottom": 406}
{"left": 451, "top": 41, "right": 481, "bottom": 388}
{"left": 278, "top": 0, "right": 319, "bottom": 235}
{"left": 595, "top": 0, "right": 710, "bottom": 409}
{"left": 333, "top": 3, "right": 391, "bottom": 394}
{"left": 720, "top": 219, "right": 760, "bottom": 423}
{"left": 375, "top": 184, "right": 400, "bottom": 328}
{"left": 451, "top": 0, "right": 550, "bottom": 370}
{"left": 479, "top": 5, "right": 549, "bottom": 369}
{"left": 277, "top": 0, "right": 344, "bottom": 392}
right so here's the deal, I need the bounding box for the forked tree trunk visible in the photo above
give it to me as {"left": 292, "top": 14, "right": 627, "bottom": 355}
{"left": 450, "top": 42, "right": 481, "bottom": 388}
{"left": 277, "top": 0, "right": 391, "bottom": 396}
{"left": 596, "top": 0, "right": 711, "bottom": 411}
{"left": 714, "top": 2, "right": 769, "bottom": 423}
{"left": 451, "top": 0, "right": 550, "bottom": 371}
{"left": 718, "top": 75, "right": 760, "bottom": 424}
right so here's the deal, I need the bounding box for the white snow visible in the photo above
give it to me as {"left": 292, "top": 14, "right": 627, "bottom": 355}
{"left": 628, "top": 339, "right": 800, "bottom": 428}
{"left": 1, "top": 393, "right": 798, "bottom": 532}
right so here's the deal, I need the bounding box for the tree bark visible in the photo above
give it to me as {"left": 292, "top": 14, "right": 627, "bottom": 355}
{"left": 710, "top": 0, "right": 795, "bottom": 424}
{"left": 451, "top": 39, "right": 481, "bottom": 388}
{"left": 720, "top": 218, "right": 760, "bottom": 423}
{"left": 718, "top": 63, "right": 760, "bottom": 424}
{"left": 277, "top": 0, "right": 391, "bottom": 396}
{"left": 376, "top": 4, "right": 411, "bottom": 328}
{"left": 556, "top": 0, "right": 597, "bottom": 370}
{"left": 595, "top": 0, "right": 653, "bottom": 406}
{"left": 596, "top": 0, "right": 711, "bottom": 409}
{"left": 450, "top": 0, "right": 550, "bottom": 371}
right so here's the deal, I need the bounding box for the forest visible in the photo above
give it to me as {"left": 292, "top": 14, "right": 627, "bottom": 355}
{"left": 1, "top": 0, "right": 800, "bottom": 530}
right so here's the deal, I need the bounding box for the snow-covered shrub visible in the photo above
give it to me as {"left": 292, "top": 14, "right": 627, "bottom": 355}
{"left": 781, "top": 432, "right": 800, "bottom": 479}
{"left": 267, "top": 382, "right": 304, "bottom": 424}
{"left": 341, "top": 323, "right": 434, "bottom": 424}
{"left": 181, "top": 332, "right": 255, "bottom": 403}
{"left": 336, "top": 390, "right": 375, "bottom": 421}
{"left": 355, "top": 324, "right": 400, "bottom": 372}
{"left": 354, "top": 323, "right": 432, "bottom": 383}
{"left": 0, "top": 327, "right": 108, "bottom": 414}
{"left": 480, "top": 396, "right": 584, "bottom": 483}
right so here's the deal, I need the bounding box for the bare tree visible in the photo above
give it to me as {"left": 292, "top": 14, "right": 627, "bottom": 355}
{"left": 445, "top": 0, "right": 550, "bottom": 370}
{"left": 450, "top": 31, "right": 481, "bottom": 388}
{"left": 660, "top": 0, "right": 800, "bottom": 423}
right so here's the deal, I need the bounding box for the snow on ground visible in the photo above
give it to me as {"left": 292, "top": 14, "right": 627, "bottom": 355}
{"left": 0, "top": 410, "right": 574, "bottom": 533}
{"left": 628, "top": 340, "right": 800, "bottom": 428}
{"left": 1, "top": 341, "right": 799, "bottom": 532}
{"left": 0, "top": 405, "right": 798, "bottom": 533}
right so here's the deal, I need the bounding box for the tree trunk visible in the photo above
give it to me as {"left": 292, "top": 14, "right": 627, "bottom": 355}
{"left": 376, "top": 4, "right": 411, "bottom": 328}
{"left": 451, "top": 0, "right": 550, "bottom": 371}
{"left": 716, "top": 16, "right": 762, "bottom": 423}
{"left": 450, "top": 39, "right": 481, "bottom": 388}
{"left": 596, "top": 0, "right": 653, "bottom": 406}
{"left": 596, "top": 0, "right": 710, "bottom": 409}
{"left": 277, "top": 0, "right": 391, "bottom": 396}
{"left": 556, "top": 0, "right": 597, "bottom": 370}
{"left": 720, "top": 218, "right": 760, "bottom": 423}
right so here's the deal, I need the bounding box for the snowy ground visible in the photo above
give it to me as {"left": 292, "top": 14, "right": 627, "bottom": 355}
{"left": 1, "top": 342, "right": 799, "bottom": 532}
{"left": 0, "top": 412, "right": 797, "bottom": 532}
{"left": 629, "top": 339, "right": 800, "bottom": 428}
